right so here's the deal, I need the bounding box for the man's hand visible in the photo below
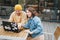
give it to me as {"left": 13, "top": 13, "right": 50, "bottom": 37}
{"left": 18, "top": 23, "right": 23, "bottom": 29}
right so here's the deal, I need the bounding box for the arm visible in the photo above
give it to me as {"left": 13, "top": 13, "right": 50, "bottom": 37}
{"left": 19, "top": 12, "right": 27, "bottom": 25}
{"left": 23, "top": 22, "right": 30, "bottom": 29}
{"left": 8, "top": 12, "right": 14, "bottom": 22}
{"left": 32, "top": 18, "right": 43, "bottom": 34}
{"left": 18, "top": 12, "right": 28, "bottom": 29}
{"left": 18, "top": 21, "right": 30, "bottom": 30}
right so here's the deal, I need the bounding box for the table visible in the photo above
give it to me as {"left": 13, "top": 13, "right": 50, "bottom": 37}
{"left": 0, "top": 27, "right": 28, "bottom": 40}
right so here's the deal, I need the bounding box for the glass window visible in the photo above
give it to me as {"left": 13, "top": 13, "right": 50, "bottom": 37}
{"left": 0, "top": 0, "right": 18, "bottom": 6}
{"left": 26, "top": 0, "right": 38, "bottom": 5}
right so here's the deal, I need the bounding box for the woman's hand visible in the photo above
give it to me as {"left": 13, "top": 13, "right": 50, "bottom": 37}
{"left": 25, "top": 30, "right": 33, "bottom": 34}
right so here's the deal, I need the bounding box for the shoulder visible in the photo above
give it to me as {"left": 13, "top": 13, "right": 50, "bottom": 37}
{"left": 10, "top": 11, "right": 16, "bottom": 16}
{"left": 21, "top": 11, "right": 26, "bottom": 14}
{"left": 9, "top": 11, "right": 15, "bottom": 18}
{"left": 32, "top": 16, "right": 42, "bottom": 24}
{"left": 21, "top": 11, "right": 27, "bottom": 16}
{"left": 33, "top": 16, "right": 41, "bottom": 21}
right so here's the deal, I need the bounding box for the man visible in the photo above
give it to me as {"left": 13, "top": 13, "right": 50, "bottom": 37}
{"left": 9, "top": 4, "right": 27, "bottom": 29}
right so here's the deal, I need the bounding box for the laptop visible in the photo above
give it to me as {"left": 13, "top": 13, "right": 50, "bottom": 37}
{"left": 2, "top": 21, "right": 22, "bottom": 33}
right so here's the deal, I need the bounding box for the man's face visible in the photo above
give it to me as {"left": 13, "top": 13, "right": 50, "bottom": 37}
{"left": 16, "top": 10, "right": 21, "bottom": 14}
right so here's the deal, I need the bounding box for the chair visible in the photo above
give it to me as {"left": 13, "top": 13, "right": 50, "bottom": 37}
{"left": 54, "top": 26, "right": 60, "bottom": 40}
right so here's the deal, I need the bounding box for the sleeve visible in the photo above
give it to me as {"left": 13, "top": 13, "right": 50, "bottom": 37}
{"left": 32, "top": 18, "right": 43, "bottom": 34}
{"left": 20, "top": 11, "right": 27, "bottom": 25}
{"left": 23, "top": 22, "right": 30, "bottom": 29}
{"left": 8, "top": 12, "right": 14, "bottom": 22}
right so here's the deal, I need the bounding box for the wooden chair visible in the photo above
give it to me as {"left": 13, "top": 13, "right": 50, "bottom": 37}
{"left": 54, "top": 26, "right": 60, "bottom": 40}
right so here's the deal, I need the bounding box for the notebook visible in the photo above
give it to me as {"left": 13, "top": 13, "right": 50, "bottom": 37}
{"left": 2, "top": 21, "right": 22, "bottom": 33}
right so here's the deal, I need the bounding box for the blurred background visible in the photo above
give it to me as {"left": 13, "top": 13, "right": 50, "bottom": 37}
{"left": 0, "top": 0, "right": 60, "bottom": 40}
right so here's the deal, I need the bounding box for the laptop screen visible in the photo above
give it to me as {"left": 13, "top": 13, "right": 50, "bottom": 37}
{"left": 2, "top": 21, "right": 21, "bottom": 33}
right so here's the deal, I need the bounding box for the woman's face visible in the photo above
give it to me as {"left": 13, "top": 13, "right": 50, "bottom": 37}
{"left": 26, "top": 10, "right": 32, "bottom": 18}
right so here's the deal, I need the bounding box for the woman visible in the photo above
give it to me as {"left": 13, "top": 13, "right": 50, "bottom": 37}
{"left": 22, "top": 7, "right": 44, "bottom": 40}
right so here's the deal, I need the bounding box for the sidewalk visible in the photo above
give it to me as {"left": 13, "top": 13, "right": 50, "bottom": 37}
{"left": 42, "top": 21, "right": 60, "bottom": 40}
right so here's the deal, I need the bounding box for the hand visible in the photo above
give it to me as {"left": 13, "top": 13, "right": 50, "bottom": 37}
{"left": 18, "top": 23, "right": 21, "bottom": 29}
{"left": 18, "top": 23, "right": 21, "bottom": 27}
{"left": 25, "top": 30, "right": 30, "bottom": 33}
{"left": 29, "top": 32, "right": 33, "bottom": 34}
{"left": 18, "top": 23, "right": 23, "bottom": 30}
{"left": 25, "top": 30, "right": 33, "bottom": 34}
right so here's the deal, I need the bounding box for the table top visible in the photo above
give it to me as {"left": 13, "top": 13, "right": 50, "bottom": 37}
{"left": 0, "top": 27, "right": 28, "bottom": 40}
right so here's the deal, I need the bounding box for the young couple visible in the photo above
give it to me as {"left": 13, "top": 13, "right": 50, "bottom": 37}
{"left": 9, "top": 4, "right": 44, "bottom": 40}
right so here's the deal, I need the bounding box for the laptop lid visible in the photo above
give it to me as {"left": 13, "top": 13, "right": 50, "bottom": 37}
{"left": 2, "top": 21, "right": 21, "bottom": 33}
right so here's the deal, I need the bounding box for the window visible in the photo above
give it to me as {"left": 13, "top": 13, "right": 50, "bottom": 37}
{"left": 0, "top": 0, "right": 18, "bottom": 6}
{"left": 25, "top": 0, "right": 38, "bottom": 5}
